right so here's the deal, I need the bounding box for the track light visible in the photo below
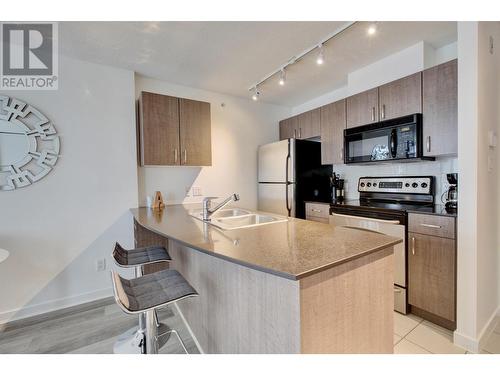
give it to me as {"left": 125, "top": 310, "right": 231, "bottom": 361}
{"left": 279, "top": 69, "right": 286, "bottom": 86}
{"left": 251, "top": 87, "right": 260, "bottom": 101}
{"left": 367, "top": 24, "right": 377, "bottom": 36}
{"left": 316, "top": 44, "right": 324, "bottom": 65}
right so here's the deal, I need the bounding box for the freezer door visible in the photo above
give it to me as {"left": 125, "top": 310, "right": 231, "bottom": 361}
{"left": 258, "top": 139, "right": 295, "bottom": 183}
{"left": 258, "top": 183, "right": 295, "bottom": 217}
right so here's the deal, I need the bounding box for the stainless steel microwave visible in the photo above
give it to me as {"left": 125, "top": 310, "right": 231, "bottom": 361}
{"left": 344, "top": 114, "right": 432, "bottom": 164}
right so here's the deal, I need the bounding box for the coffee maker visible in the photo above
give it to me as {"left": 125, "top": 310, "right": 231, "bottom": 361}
{"left": 445, "top": 173, "right": 458, "bottom": 209}
{"left": 331, "top": 172, "right": 345, "bottom": 202}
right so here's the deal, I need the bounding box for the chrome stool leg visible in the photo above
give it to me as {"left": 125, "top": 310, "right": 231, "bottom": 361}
{"left": 145, "top": 310, "right": 159, "bottom": 354}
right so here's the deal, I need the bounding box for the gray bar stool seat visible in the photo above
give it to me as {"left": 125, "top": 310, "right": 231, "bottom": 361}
{"left": 111, "top": 242, "right": 171, "bottom": 354}
{"left": 112, "top": 269, "right": 198, "bottom": 354}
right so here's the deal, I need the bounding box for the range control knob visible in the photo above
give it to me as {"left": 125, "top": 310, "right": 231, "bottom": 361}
{"left": 366, "top": 182, "right": 372, "bottom": 187}
{"left": 412, "top": 182, "right": 418, "bottom": 188}
{"left": 405, "top": 183, "right": 410, "bottom": 188}
{"left": 373, "top": 183, "right": 377, "bottom": 187}
{"left": 360, "top": 182, "right": 365, "bottom": 187}
{"left": 421, "top": 182, "right": 428, "bottom": 188}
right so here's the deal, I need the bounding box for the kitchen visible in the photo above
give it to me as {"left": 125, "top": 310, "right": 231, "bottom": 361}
{"left": 0, "top": 8, "right": 500, "bottom": 370}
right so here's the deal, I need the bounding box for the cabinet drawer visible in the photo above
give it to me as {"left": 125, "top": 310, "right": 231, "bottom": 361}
{"left": 408, "top": 213, "right": 455, "bottom": 239}
{"left": 305, "top": 202, "right": 330, "bottom": 219}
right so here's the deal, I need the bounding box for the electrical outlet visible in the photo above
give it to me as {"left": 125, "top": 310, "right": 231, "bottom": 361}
{"left": 96, "top": 258, "right": 106, "bottom": 272}
{"left": 185, "top": 186, "right": 191, "bottom": 197}
{"left": 192, "top": 186, "right": 203, "bottom": 197}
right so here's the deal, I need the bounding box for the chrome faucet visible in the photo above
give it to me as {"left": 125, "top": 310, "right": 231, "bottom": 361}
{"left": 202, "top": 194, "right": 240, "bottom": 221}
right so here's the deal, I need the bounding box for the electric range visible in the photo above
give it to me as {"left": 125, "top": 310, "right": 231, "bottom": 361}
{"left": 330, "top": 176, "right": 435, "bottom": 314}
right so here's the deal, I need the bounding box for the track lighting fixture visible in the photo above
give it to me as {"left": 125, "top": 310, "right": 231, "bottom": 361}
{"left": 251, "top": 87, "right": 260, "bottom": 101}
{"left": 247, "top": 22, "right": 358, "bottom": 102}
{"left": 316, "top": 44, "right": 324, "bottom": 65}
{"left": 279, "top": 69, "right": 286, "bottom": 86}
{"left": 367, "top": 23, "right": 377, "bottom": 36}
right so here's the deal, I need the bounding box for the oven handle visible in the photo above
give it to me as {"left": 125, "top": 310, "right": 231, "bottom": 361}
{"left": 331, "top": 212, "right": 402, "bottom": 225}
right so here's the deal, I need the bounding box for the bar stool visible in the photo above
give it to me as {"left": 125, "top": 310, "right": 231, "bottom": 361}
{"left": 112, "top": 242, "right": 171, "bottom": 354}
{"left": 111, "top": 268, "right": 198, "bottom": 354}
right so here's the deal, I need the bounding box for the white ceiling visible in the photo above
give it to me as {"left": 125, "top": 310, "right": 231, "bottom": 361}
{"left": 59, "top": 21, "right": 457, "bottom": 107}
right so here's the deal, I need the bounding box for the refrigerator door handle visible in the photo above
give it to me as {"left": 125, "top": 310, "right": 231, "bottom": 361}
{"left": 285, "top": 141, "right": 291, "bottom": 216}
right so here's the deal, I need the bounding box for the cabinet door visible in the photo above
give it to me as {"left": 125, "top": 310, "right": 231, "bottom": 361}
{"left": 297, "top": 108, "right": 320, "bottom": 139}
{"left": 346, "top": 88, "right": 379, "bottom": 128}
{"left": 179, "top": 98, "right": 212, "bottom": 166}
{"left": 139, "top": 92, "right": 180, "bottom": 166}
{"left": 408, "top": 232, "right": 456, "bottom": 322}
{"left": 279, "top": 118, "right": 296, "bottom": 140}
{"left": 423, "top": 59, "right": 458, "bottom": 156}
{"left": 378, "top": 72, "right": 422, "bottom": 121}
{"left": 320, "top": 99, "right": 346, "bottom": 165}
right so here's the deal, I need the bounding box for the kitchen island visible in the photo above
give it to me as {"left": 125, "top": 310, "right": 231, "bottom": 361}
{"left": 131, "top": 205, "right": 401, "bottom": 353}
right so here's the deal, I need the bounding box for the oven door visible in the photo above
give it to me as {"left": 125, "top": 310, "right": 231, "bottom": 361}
{"left": 330, "top": 212, "right": 407, "bottom": 314}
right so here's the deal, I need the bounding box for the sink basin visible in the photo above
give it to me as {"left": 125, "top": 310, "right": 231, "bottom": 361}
{"left": 212, "top": 213, "right": 286, "bottom": 230}
{"left": 189, "top": 208, "right": 287, "bottom": 230}
{"left": 189, "top": 208, "right": 250, "bottom": 220}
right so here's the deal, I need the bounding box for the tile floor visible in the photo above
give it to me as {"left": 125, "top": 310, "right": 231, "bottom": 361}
{"left": 393, "top": 311, "right": 500, "bottom": 354}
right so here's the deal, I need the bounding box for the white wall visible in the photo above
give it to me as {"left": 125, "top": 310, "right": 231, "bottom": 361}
{"left": 0, "top": 55, "right": 138, "bottom": 322}
{"left": 454, "top": 21, "right": 500, "bottom": 353}
{"left": 291, "top": 40, "right": 459, "bottom": 202}
{"left": 136, "top": 75, "right": 291, "bottom": 210}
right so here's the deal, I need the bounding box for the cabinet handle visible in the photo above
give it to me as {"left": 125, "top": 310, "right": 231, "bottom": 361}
{"left": 371, "top": 107, "right": 375, "bottom": 122}
{"left": 311, "top": 209, "right": 322, "bottom": 213}
{"left": 183, "top": 149, "right": 187, "bottom": 164}
{"left": 340, "top": 147, "right": 344, "bottom": 161}
{"left": 426, "top": 136, "right": 431, "bottom": 152}
{"left": 411, "top": 236, "right": 416, "bottom": 255}
{"left": 420, "top": 223, "right": 442, "bottom": 229}
{"left": 174, "top": 148, "right": 178, "bottom": 164}
{"left": 293, "top": 129, "right": 297, "bottom": 138}
{"left": 381, "top": 104, "right": 386, "bottom": 119}
{"left": 394, "top": 288, "right": 402, "bottom": 293}
{"left": 299, "top": 128, "right": 302, "bottom": 138}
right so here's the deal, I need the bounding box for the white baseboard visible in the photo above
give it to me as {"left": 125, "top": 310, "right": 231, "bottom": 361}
{"left": 0, "top": 287, "right": 113, "bottom": 325}
{"left": 173, "top": 302, "right": 204, "bottom": 354}
{"left": 454, "top": 305, "right": 500, "bottom": 353}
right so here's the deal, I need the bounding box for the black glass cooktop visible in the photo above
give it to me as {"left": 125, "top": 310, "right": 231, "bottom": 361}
{"left": 333, "top": 199, "right": 435, "bottom": 213}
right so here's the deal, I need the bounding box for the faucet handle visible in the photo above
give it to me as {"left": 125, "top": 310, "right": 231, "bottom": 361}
{"left": 233, "top": 194, "right": 240, "bottom": 201}
{"left": 203, "top": 196, "right": 218, "bottom": 206}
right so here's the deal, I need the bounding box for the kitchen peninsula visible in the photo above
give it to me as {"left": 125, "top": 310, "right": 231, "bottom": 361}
{"left": 131, "top": 205, "right": 401, "bottom": 353}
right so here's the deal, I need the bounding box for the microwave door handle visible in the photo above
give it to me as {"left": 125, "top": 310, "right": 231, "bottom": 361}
{"left": 390, "top": 129, "right": 397, "bottom": 158}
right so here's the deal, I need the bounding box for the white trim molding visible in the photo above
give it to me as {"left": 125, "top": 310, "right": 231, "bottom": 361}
{"left": 454, "top": 305, "right": 500, "bottom": 353}
{"left": 0, "top": 287, "right": 113, "bottom": 325}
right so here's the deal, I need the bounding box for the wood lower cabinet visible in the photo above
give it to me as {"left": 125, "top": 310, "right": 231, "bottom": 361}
{"left": 179, "top": 98, "right": 211, "bottom": 166}
{"left": 408, "top": 213, "right": 456, "bottom": 329}
{"left": 138, "top": 92, "right": 211, "bottom": 166}
{"left": 139, "top": 92, "right": 180, "bottom": 165}
{"left": 320, "top": 99, "right": 346, "bottom": 165}
{"left": 378, "top": 72, "right": 422, "bottom": 121}
{"left": 423, "top": 59, "right": 458, "bottom": 157}
{"left": 346, "top": 88, "right": 379, "bottom": 128}
{"left": 305, "top": 202, "right": 330, "bottom": 223}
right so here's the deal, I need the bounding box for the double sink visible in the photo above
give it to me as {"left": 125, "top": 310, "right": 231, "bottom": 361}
{"left": 189, "top": 208, "right": 288, "bottom": 230}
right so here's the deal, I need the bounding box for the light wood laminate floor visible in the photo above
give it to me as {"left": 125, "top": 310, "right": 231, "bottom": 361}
{"left": 0, "top": 298, "right": 199, "bottom": 354}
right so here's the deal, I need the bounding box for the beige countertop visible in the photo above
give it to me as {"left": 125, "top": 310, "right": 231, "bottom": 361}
{"left": 131, "top": 205, "right": 401, "bottom": 280}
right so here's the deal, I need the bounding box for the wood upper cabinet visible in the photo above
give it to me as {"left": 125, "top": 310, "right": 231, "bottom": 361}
{"left": 139, "top": 92, "right": 180, "bottom": 165}
{"left": 378, "top": 72, "right": 422, "bottom": 121}
{"left": 279, "top": 117, "right": 297, "bottom": 140}
{"left": 320, "top": 99, "right": 346, "bottom": 165}
{"left": 179, "top": 98, "right": 212, "bottom": 166}
{"left": 346, "top": 88, "right": 379, "bottom": 128}
{"left": 297, "top": 108, "right": 321, "bottom": 139}
{"left": 422, "top": 59, "right": 458, "bottom": 157}
{"left": 408, "top": 232, "right": 456, "bottom": 323}
{"left": 138, "top": 92, "right": 211, "bottom": 166}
